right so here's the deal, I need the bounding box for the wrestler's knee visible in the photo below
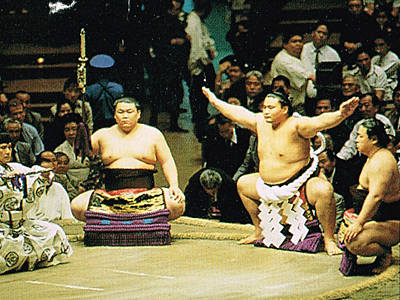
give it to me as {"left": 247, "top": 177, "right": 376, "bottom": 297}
{"left": 165, "top": 199, "right": 185, "bottom": 220}
{"left": 70, "top": 190, "right": 93, "bottom": 221}
{"left": 307, "top": 178, "right": 334, "bottom": 206}
{"left": 346, "top": 238, "right": 366, "bottom": 255}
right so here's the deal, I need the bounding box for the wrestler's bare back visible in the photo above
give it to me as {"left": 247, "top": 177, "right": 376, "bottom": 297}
{"left": 92, "top": 124, "right": 160, "bottom": 169}
{"left": 358, "top": 149, "right": 400, "bottom": 203}
{"left": 256, "top": 114, "right": 312, "bottom": 184}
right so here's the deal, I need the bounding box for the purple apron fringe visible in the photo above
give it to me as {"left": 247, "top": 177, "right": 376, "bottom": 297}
{"left": 254, "top": 219, "right": 323, "bottom": 253}
{"left": 83, "top": 209, "right": 171, "bottom": 246}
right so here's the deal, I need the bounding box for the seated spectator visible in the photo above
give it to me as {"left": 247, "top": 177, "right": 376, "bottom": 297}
{"left": 45, "top": 98, "right": 73, "bottom": 150}
{"left": 54, "top": 151, "right": 80, "bottom": 200}
{"left": 351, "top": 47, "right": 390, "bottom": 103}
{"left": 184, "top": 168, "right": 251, "bottom": 224}
{"left": 15, "top": 91, "right": 44, "bottom": 139}
{"left": 270, "top": 75, "right": 291, "bottom": 96}
{"left": 214, "top": 55, "right": 245, "bottom": 100}
{"left": 8, "top": 98, "right": 44, "bottom": 156}
{"left": 86, "top": 54, "right": 124, "bottom": 132}
{"left": 301, "top": 22, "right": 341, "bottom": 99}
{"left": 372, "top": 34, "right": 400, "bottom": 101}
{"left": 3, "top": 118, "right": 35, "bottom": 167}
{"left": 54, "top": 113, "right": 90, "bottom": 188}
{"left": 318, "top": 149, "right": 358, "bottom": 210}
{"left": 267, "top": 30, "right": 315, "bottom": 115}
{"left": 334, "top": 74, "right": 363, "bottom": 130}
{"left": 337, "top": 93, "right": 395, "bottom": 161}
{"left": 226, "top": 70, "right": 266, "bottom": 112}
{"left": 30, "top": 151, "right": 75, "bottom": 222}
{"left": 51, "top": 78, "right": 94, "bottom": 133}
{"left": 314, "top": 97, "right": 352, "bottom": 153}
{"left": 385, "top": 84, "right": 400, "bottom": 134}
{"left": 202, "top": 113, "right": 250, "bottom": 177}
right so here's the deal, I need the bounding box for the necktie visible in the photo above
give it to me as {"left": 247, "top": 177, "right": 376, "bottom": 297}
{"left": 315, "top": 48, "right": 321, "bottom": 68}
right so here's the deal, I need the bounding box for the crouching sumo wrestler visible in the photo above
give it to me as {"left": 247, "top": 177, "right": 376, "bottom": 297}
{"left": 203, "top": 87, "right": 359, "bottom": 255}
{"left": 71, "top": 97, "right": 185, "bottom": 223}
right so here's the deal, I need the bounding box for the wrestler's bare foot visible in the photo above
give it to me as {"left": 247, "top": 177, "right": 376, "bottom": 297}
{"left": 324, "top": 240, "right": 343, "bottom": 256}
{"left": 372, "top": 253, "right": 392, "bottom": 274}
{"left": 237, "top": 233, "right": 263, "bottom": 245}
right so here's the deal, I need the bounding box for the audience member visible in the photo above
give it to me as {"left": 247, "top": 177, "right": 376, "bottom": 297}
{"left": 54, "top": 113, "right": 90, "bottom": 188}
{"left": 45, "top": 98, "right": 73, "bottom": 151}
{"left": 51, "top": 78, "right": 94, "bottom": 133}
{"left": 31, "top": 151, "right": 75, "bottom": 221}
{"left": 268, "top": 30, "right": 315, "bottom": 115}
{"left": 301, "top": 22, "right": 341, "bottom": 99}
{"left": 146, "top": 3, "right": 190, "bottom": 132}
{"left": 371, "top": 34, "right": 400, "bottom": 99}
{"left": 351, "top": 48, "right": 390, "bottom": 102}
{"left": 15, "top": 91, "right": 44, "bottom": 139}
{"left": 86, "top": 54, "right": 124, "bottom": 132}
{"left": 318, "top": 149, "right": 358, "bottom": 210}
{"left": 314, "top": 97, "right": 352, "bottom": 153}
{"left": 215, "top": 55, "right": 245, "bottom": 99}
{"left": 184, "top": 168, "right": 251, "bottom": 223}
{"left": 185, "top": 0, "right": 217, "bottom": 140}
{"left": 339, "top": 0, "right": 380, "bottom": 69}
{"left": 54, "top": 151, "right": 80, "bottom": 200}
{"left": 8, "top": 99, "right": 44, "bottom": 156}
{"left": 225, "top": 70, "right": 266, "bottom": 112}
{"left": 334, "top": 74, "right": 363, "bottom": 130}
{"left": 3, "top": 118, "right": 35, "bottom": 167}
{"left": 202, "top": 113, "right": 250, "bottom": 177}
{"left": 337, "top": 93, "right": 395, "bottom": 161}
{"left": 385, "top": 84, "right": 400, "bottom": 134}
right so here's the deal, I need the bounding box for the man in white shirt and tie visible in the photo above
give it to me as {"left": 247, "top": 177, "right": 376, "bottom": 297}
{"left": 301, "top": 22, "right": 341, "bottom": 99}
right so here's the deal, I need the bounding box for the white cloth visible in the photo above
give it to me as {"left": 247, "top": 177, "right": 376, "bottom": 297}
{"left": 337, "top": 114, "right": 396, "bottom": 160}
{"left": 185, "top": 11, "right": 217, "bottom": 76}
{"left": 268, "top": 49, "right": 312, "bottom": 107}
{"left": 26, "top": 175, "right": 74, "bottom": 222}
{"left": 0, "top": 163, "right": 72, "bottom": 274}
{"left": 301, "top": 42, "right": 341, "bottom": 98}
{"left": 257, "top": 154, "right": 319, "bottom": 247}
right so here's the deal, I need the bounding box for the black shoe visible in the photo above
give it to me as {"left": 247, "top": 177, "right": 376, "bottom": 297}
{"left": 167, "top": 127, "right": 188, "bottom": 133}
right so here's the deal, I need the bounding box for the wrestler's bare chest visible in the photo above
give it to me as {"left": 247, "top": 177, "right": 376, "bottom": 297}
{"left": 99, "top": 133, "right": 157, "bottom": 167}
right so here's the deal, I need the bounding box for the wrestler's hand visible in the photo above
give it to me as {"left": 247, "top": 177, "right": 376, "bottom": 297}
{"left": 339, "top": 96, "right": 359, "bottom": 119}
{"left": 344, "top": 222, "right": 363, "bottom": 244}
{"left": 169, "top": 185, "right": 185, "bottom": 203}
{"left": 202, "top": 87, "right": 218, "bottom": 106}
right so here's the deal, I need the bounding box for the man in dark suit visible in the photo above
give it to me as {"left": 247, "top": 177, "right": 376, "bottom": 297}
{"left": 3, "top": 118, "right": 35, "bottom": 167}
{"left": 184, "top": 167, "right": 251, "bottom": 224}
{"left": 318, "top": 149, "right": 358, "bottom": 210}
{"left": 202, "top": 113, "right": 251, "bottom": 177}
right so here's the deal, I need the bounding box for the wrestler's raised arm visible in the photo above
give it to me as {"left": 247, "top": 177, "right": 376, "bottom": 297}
{"left": 296, "top": 97, "right": 359, "bottom": 139}
{"left": 154, "top": 131, "right": 185, "bottom": 203}
{"left": 202, "top": 87, "right": 258, "bottom": 132}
